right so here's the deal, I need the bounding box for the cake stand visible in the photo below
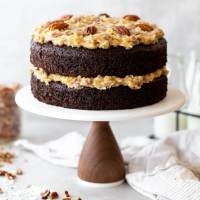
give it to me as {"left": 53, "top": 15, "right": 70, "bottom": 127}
{"left": 15, "top": 86, "right": 185, "bottom": 188}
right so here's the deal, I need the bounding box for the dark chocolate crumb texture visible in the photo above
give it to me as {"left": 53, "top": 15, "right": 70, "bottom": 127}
{"left": 31, "top": 39, "right": 167, "bottom": 77}
{"left": 31, "top": 75, "right": 167, "bottom": 110}
{"left": 30, "top": 14, "right": 168, "bottom": 110}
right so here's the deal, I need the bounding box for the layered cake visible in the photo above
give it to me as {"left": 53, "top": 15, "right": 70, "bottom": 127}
{"left": 30, "top": 14, "right": 168, "bottom": 110}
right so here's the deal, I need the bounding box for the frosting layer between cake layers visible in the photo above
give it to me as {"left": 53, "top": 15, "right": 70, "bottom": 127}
{"left": 31, "top": 74, "right": 167, "bottom": 110}
{"left": 31, "top": 66, "right": 168, "bottom": 90}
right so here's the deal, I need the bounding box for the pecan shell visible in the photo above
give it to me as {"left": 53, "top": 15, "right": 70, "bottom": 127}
{"left": 41, "top": 190, "right": 50, "bottom": 199}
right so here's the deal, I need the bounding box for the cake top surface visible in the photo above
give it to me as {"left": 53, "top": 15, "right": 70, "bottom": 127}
{"left": 32, "top": 14, "right": 164, "bottom": 49}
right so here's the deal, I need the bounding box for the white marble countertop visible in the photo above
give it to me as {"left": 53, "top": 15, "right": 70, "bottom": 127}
{"left": 14, "top": 152, "right": 149, "bottom": 200}
{"left": 6, "top": 111, "right": 153, "bottom": 200}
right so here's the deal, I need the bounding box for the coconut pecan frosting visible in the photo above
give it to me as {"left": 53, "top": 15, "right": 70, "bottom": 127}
{"left": 32, "top": 14, "right": 164, "bottom": 49}
{"left": 31, "top": 66, "right": 168, "bottom": 90}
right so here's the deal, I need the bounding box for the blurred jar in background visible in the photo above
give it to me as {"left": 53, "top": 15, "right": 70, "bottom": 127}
{"left": 154, "top": 53, "right": 200, "bottom": 138}
{"left": 0, "top": 83, "right": 21, "bottom": 142}
{"left": 154, "top": 54, "right": 189, "bottom": 138}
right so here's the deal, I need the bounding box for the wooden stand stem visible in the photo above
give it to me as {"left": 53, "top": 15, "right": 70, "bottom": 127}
{"left": 78, "top": 121, "right": 125, "bottom": 183}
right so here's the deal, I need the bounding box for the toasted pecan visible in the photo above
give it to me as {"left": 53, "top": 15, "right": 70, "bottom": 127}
{"left": 60, "top": 15, "right": 73, "bottom": 20}
{"left": 48, "top": 21, "right": 69, "bottom": 31}
{"left": 85, "top": 26, "right": 97, "bottom": 35}
{"left": 136, "top": 23, "right": 153, "bottom": 32}
{"left": 98, "top": 13, "right": 110, "bottom": 18}
{"left": 113, "top": 25, "right": 130, "bottom": 36}
{"left": 123, "top": 15, "right": 140, "bottom": 21}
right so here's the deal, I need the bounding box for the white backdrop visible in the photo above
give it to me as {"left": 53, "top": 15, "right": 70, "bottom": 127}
{"left": 0, "top": 0, "right": 199, "bottom": 84}
{"left": 1, "top": 0, "right": 197, "bottom": 139}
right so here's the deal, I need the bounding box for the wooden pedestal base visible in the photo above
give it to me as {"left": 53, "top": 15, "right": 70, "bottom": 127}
{"left": 78, "top": 122, "right": 125, "bottom": 184}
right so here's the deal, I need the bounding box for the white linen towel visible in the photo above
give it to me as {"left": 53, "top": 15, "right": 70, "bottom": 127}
{"left": 15, "top": 132, "right": 85, "bottom": 168}
{"left": 15, "top": 130, "right": 200, "bottom": 200}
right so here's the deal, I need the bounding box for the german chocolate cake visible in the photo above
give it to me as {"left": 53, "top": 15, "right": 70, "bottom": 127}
{"left": 30, "top": 14, "right": 168, "bottom": 110}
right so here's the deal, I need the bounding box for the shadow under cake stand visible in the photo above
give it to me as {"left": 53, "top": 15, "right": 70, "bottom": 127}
{"left": 15, "top": 86, "right": 185, "bottom": 188}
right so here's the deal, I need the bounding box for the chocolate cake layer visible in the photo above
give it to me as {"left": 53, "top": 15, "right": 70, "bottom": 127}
{"left": 30, "top": 38, "right": 167, "bottom": 77}
{"left": 31, "top": 74, "right": 167, "bottom": 110}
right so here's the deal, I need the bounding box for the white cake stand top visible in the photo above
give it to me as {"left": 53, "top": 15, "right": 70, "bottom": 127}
{"left": 15, "top": 86, "right": 185, "bottom": 122}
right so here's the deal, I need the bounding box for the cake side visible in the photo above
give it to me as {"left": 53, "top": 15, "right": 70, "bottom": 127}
{"left": 30, "top": 38, "right": 167, "bottom": 77}
{"left": 31, "top": 74, "right": 167, "bottom": 110}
